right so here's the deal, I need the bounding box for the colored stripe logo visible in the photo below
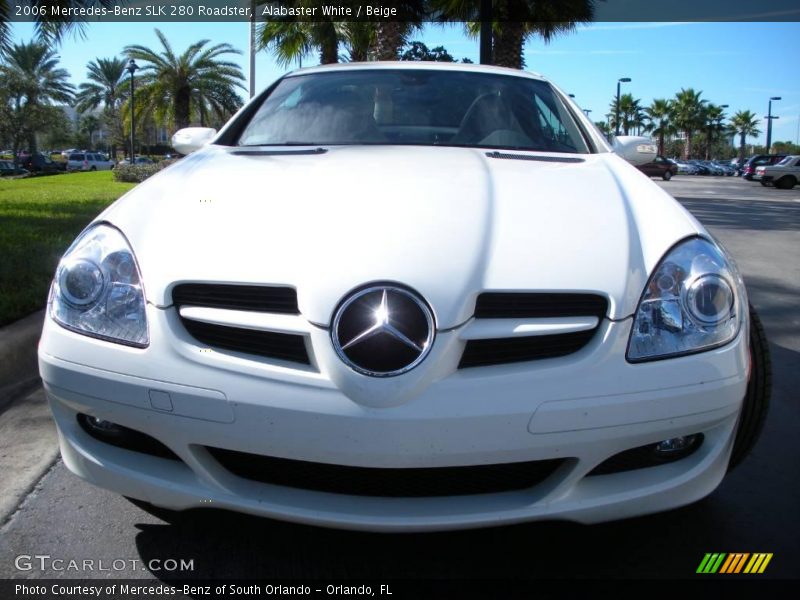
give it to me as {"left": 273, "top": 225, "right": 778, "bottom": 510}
{"left": 697, "top": 553, "right": 773, "bottom": 574}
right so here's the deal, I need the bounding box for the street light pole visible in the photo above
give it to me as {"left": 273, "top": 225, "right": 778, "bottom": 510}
{"left": 126, "top": 59, "right": 139, "bottom": 161}
{"left": 479, "top": 0, "right": 492, "bottom": 65}
{"left": 584, "top": 109, "right": 592, "bottom": 117}
{"left": 615, "top": 77, "right": 631, "bottom": 137}
{"left": 766, "top": 96, "right": 781, "bottom": 154}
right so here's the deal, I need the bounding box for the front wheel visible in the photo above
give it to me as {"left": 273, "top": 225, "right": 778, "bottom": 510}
{"left": 662, "top": 170, "right": 673, "bottom": 181}
{"left": 760, "top": 180, "right": 769, "bottom": 187}
{"left": 775, "top": 176, "right": 796, "bottom": 190}
{"left": 728, "top": 305, "right": 771, "bottom": 471}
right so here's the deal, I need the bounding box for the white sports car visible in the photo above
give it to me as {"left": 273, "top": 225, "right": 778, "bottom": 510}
{"left": 39, "top": 62, "right": 769, "bottom": 531}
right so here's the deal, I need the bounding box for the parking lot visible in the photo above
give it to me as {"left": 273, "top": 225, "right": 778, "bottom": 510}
{"left": 0, "top": 175, "right": 798, "bottom": 583}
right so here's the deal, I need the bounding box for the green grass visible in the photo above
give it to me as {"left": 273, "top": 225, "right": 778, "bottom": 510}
{"left": 0, "top": 171, "right": 135, "bottom": 326}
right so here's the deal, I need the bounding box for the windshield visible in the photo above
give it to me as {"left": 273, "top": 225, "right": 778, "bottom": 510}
{"left": 237, "top": 69, "right": 590, "bottom": 154}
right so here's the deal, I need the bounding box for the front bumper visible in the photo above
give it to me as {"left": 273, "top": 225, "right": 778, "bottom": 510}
{"left": 39, "top": 305, "right": 749, "bottom": 531}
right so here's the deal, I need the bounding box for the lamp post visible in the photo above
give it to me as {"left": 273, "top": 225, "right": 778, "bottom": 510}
{"left": 615, "top": 77, "right": 631, "bottom": 137}
{"left": 765, "top": 96, "right": 781, "bottom": 154}
{"left": 126, "top": 59, "right": 139, "bottom": 161}
{"left": 584, "top": 108, "right": 592, "bottom": 117}
{"left": 479, "top": 0, "right": 492, "bottom": 65}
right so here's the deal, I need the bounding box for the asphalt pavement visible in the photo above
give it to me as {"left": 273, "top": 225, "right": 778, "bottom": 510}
{"left": 0, "top": 175, "right": 798, "bottom": 583}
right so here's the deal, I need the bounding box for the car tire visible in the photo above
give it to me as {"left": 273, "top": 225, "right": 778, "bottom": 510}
{"left": 662, "top": 170, "right": 672, "bottom": 181}
{"left": 90, "top": 166, "right": 97, "bottom": 171}
{"left": 760, "top": 180, "right": 769, "bottom": 187}
{"left": 728, "top": 304, "right": 771, "bottom": 471}
{"left": 774, "top": 176, "right": 796, "bottom": 190}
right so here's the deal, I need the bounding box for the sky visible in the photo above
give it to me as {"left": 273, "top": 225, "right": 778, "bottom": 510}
{"left": 9, "top": 20, "right": 800, "bottom": 145}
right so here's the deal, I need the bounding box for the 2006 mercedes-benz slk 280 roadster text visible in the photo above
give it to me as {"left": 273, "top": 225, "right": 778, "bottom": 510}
{"left": 39, "top": 63, "right": 770, "bottom": 531}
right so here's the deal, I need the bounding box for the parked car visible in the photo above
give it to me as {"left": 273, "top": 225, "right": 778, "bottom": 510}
{"left": 756, "top": 154, "right": 800, "bottom": 189}
{"left": 688, "top": 160, "right": 711, "bottom": 175}
{"left": 117, "top": 156, "right": 154, "bottom": 167}
{"left": 0, "top": 159, "right": 29, "bottom": 176}
{"left": 742, "top": 154, "right": 787, "bottom": 180}
{"left": 673, "top": 160, "right": 699, "bottom": 175}
{"left": 67, "top": 152, "right": 115, "bottom": 171}
{"left": 40, "top": 62, "right": 769, "bottom": 531}
{"left": 19, "top": 152, "right": 63, "bottom": 174}
{"left": 637, "top": 155, "right": 677, "bottom": 180}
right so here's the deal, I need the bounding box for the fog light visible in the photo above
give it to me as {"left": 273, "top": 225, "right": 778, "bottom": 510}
{"left": 84, "top": 416, "right": 120, "bottom": 433}
{"left": 654, "top": 434, "right": 700, "bottom": 456}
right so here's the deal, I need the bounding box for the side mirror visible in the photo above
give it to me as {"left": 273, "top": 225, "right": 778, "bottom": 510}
{"left": 613, "top": 136, "right": 657, "bottom": 166}
{"left": 171, "top": 127, "right": 217, "bottom": 155}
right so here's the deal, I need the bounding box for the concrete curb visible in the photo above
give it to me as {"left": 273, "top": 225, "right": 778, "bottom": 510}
{"left": 0, "top": 310, "right": 44, "bottom": 412}
{"left": 0, "top": 388, "right": 59, "bottom": 526}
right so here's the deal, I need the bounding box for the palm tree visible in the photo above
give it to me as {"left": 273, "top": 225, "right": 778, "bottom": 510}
{"left": 702, "top": 103, "right": 727, "bottom": 160}
{"left": 74, "top": 57, "right": 127, "bottom": 158}
{"left": 432, "top": 0, "right": 596, "bottom": 69}
{"left": 1, "top": 1, "right": 117, "bottom": 57}
{"left": 124, "top": 29, "right": 245, "bottom": 131}
{"left": 80, "top": 114, "right": 100, "bottom": 149}
{"left": 342, "top": 22, "right": 376, "bottom": 62}
{"left": 610, "top": 93, "right": 642, "bottom": 136}
{"left": 645, "top": 98, "right": 673, "bottom": 157}
{"left": 730, "top": 110, "right": 761, "bottom": 162}
{"left": 74, "top": 57, "right": 127, "bottom": 113}
{"left": 258, "top": 21, "right": 342, "bottom": 66}
{"left": 1, "top": 41, "right": 75, "bottom": 152}
{"left": 671, "top": 88, "right": 706, "bottom": 160}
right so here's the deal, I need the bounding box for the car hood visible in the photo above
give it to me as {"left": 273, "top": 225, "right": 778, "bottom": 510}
{"left": 98, "top": 145, "right": 702, "bottom": 326}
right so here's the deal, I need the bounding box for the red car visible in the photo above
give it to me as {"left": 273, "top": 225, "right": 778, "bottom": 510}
{"left": 637, "top": 155, "right": 677, "bottom": 181}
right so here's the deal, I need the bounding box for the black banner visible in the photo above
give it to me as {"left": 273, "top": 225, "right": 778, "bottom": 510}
{"left": 5, "top": 0, "right": 800, "bottom": 23}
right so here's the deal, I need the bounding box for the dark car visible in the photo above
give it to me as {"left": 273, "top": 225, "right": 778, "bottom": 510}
{"left": 0, "top": 159, "right": 29, "bottom": 176}
{"left": 637, "top": 155, "right": 677, "bottom": 180}
{"left": 742, "top": 154, "right": 787, "bottom": 180}
{"left": 19, "top": 152, "right": 64, "bottom": 174}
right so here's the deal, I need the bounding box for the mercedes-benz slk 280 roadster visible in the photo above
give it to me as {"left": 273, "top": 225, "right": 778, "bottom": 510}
{"left": 39, "top": 62, "right": 770, "bottom": 531}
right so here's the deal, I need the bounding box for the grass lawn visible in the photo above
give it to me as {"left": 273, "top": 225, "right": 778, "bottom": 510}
{"left": 0, "top": 171, "right": 135, "bottom": 326}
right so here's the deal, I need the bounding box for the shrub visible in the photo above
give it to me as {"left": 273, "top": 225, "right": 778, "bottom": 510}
{"left": 112, "top": 159, "right": 176, "bottom": 183}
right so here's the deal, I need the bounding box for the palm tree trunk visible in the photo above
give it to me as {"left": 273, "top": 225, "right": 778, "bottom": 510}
{"left": 739, "top": 132, "right": 746, "bottom": 162}
{"left": 705, "top": 128, "right": 712, "bottom": 160}
{"left": 175, "top": 87, "right": 191, "bottom": 130}
{"left": 318, "top": 22, "right": 339, "bottom": 64}
{"left": 684, "top": 129, "right": 692, "bottom": 160}
{"left": 492, "top": 21, "right": 525, "bottom": 69}
{"left": 374, "top": 22, "right": 404, "bottom": 61}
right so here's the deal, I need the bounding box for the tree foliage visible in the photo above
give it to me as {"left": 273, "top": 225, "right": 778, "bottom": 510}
{"left": 124, "top": 29, "right": 245, "bottom": 131}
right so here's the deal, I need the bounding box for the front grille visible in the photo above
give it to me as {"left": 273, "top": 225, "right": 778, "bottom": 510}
{"left": 474, "top": 292, "right": 608, "bottom": 319}
{"left": 460, "top": 329, "right": 597, "bottom": 368}
{"left": 461, "top": 292, "right": 607, "bottom": 368}
{"left": 181, "top": 319, "right": 310, "bottom": 365}
{"left": 207, "top": 447, "right": 566, "bottom": 497}
{"left": 172, "top": 283, "right": 299, "bottom": 314}
{"left": 173, "top": 283, "right": 310, "bottom": 365}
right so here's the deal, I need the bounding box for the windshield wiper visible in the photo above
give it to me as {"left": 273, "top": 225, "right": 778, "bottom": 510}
{"left": 232, "top": 146, "right": 328, "bottom": 156}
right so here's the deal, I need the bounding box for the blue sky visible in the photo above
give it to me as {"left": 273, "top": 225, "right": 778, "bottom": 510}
{"left": 10, "top": 20, "right": 800, "bottom": 145}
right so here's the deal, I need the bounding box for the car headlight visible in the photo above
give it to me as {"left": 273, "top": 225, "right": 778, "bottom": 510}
{"left": 627, "top": 237, "right": 744, "bottom": 362}
{"left": 51, "top": 223, "right": 148, "bottom": 347}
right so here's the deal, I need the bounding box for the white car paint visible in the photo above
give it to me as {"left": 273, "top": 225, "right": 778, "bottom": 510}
{"left": 39, "top": 62, "right": 750, "bottom": 530}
